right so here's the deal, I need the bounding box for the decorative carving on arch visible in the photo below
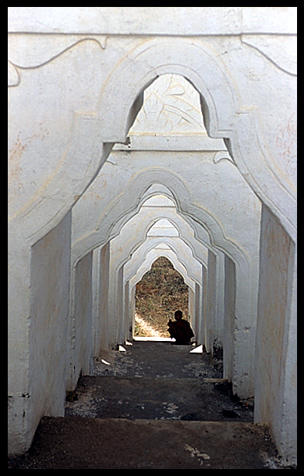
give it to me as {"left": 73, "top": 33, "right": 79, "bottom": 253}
{"left": 8, "top": 36, "right": 107, "bottom": 87}
{"left": 241, "top": 35, "right": 297, "bottom": 77}
{"left": 97, "top": 37, "right": 236, "bottom": 142}
{"left": 131, "top": 74, "right": 206, "bottom": 135}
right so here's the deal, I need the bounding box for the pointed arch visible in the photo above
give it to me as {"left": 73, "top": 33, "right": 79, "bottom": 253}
{"left": 96, "top": 37, "right": 295, "bottom": 239}
{"left": 98, "top": 38, "right": 236, "bottom": 142}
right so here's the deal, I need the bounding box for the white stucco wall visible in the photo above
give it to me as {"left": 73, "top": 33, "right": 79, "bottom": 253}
{"left": 74, "top": 251, "right": 93, "bottom": 379}
{"left": 9, "top": 210, "right": 71, "bottom": 455}
{"left": 254, "top": 205, "right": 297, "bottom": 463}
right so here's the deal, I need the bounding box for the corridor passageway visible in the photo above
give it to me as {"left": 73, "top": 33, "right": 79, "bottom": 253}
{"left": 67, "top": 341, "right": 246, "bottom": 421}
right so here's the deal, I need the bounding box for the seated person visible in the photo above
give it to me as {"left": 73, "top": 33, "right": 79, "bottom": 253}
{"left": 167, "top": 310, "right": 194, "bottom": 345}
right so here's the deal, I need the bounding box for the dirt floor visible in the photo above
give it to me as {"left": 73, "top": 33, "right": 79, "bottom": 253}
{"left": 9, "top": 417, "right": 279, "bottom": 469}
{"left": 8, "top": 341, "right": 291, "bottom": 469}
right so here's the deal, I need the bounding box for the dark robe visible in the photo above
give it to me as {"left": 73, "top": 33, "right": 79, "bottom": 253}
{"left": 167, "top": 319, "right": 194, "bottom": 344}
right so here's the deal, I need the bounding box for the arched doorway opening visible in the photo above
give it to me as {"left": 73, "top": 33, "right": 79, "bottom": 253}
{"left": 134, "top": 257, "right": 189, "bottom": 338}
{"left": 72, "top": 71, "right": 260, "bottom": 396}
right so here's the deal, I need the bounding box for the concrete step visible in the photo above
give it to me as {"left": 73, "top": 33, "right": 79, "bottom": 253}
{"left": 13, "top": 416, "right": 278, "bottom": 469}
{"left": 65, "top": 375, "right": 254, "bottom": 422}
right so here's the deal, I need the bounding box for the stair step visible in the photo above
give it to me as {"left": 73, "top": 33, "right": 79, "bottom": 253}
{"left": 65, "top": 376, "right": 253, "bottom": 422}
{"left": 16, "top": 417, "right": 277, "bottom": 469}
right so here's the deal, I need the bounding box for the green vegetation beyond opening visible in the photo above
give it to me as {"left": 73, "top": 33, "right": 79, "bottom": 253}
{"left": 135, "top": 256, "right": 189, "bottom": 337}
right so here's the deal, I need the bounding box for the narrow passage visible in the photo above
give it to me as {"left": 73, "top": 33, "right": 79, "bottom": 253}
{"left": 10, "top": 342, "right": 280, "bottom": 469}
{"left": 66, "top": 341, "right": 253, "bottom": 422}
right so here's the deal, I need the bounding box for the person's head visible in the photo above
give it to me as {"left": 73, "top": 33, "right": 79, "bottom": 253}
{"left": 175, "top": 310, "right": 183, "bottom": 321}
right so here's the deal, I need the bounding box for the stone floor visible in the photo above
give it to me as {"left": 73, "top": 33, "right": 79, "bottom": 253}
{"left": 9, "top": 340, "right": 288, "bottom": 469}
{"left": 66, "top": 340, "right": 254, "bottom": 422}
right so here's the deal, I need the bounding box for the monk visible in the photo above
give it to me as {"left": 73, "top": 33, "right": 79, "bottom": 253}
{"left": 167, "top": 310, "right": 194, "bottom": 345}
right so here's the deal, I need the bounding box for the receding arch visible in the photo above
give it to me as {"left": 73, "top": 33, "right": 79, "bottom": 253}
{"left": 129, "top": 249, "right": 196, "bottom": 292}
{"left": 69, "top": 53, "right": 265, "bottom": 399}
{"left": 96, "top": 37, "right": 295, "bottom": 239}
{"left": 103, "top": 181, "right": 258, "bottom": 395}
{"left": 123, "top": 243, "right": 202, "bottom": 342}
{"left": 123, "top": 236, "right": 203, "bottom": 287}
{"left": 72, "top": 169, "right": 250, "bottom": 278}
